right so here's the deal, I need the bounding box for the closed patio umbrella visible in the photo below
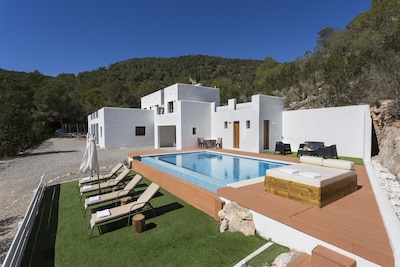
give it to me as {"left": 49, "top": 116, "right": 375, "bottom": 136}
{"left": 80, "top": 134, "right": 100, "bottom": 190}
{"left": 79, "top": 133, "right": 91, "bottom": 173}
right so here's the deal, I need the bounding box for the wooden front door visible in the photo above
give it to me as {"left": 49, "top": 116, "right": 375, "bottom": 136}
{"left": 264, "top": 120, "right": 269, "bottom": 150}
{"left": 234, "top": 121, "right": 240, "bottom": 148}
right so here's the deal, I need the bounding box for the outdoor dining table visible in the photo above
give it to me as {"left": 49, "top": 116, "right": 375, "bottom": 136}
{"left": 204, "top": 139, "right": 216, "bottom": 148}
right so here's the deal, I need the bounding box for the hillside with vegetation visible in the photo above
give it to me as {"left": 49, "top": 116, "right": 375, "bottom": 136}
{"left": 255, "top": 0, "right": 400, "bottom": 114}
{"left": 0, "top": 0, "right": 399, "bottom": 159}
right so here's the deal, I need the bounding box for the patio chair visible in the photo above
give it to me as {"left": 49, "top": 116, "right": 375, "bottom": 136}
{"left": 317, "top": 144, "right": 338, "bottom": 159}
{"left": 78, "top": 163, "right": 124, "bottom": 187}
{"left": 83, "top": 174, "right": 143, "bottom": 216}
{"left": 274, "top": 141, "right": 291, "bottom": 155}
{"left": 89, "top": 183, "right": 160, "bottom": 238}
{"left": 215, "top": 137, "right": 222, "bottom": 149}
{"left": 79, "top": 169, "right": 130, "bottom": 199}
{"left": 198, "top": 137, "right": 205, "bottom": 148}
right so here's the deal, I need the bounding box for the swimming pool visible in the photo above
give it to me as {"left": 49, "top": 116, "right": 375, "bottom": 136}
{"left": 140, "top": 151, "right": 288, "bottom": 193}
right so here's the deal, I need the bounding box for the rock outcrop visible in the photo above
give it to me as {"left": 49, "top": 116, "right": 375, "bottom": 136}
{"left": 218, "top": 202, "right": 256, "bottom": 236}
{"left": 371, "top": 100, "right": 400, "bottom": 179}
{"left": 272, "top": 250, "right": 302, "bottom": 267}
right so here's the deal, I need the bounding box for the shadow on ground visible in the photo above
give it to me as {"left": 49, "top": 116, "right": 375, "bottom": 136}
{"left": 95, "top": 201, "right": 184, "bottom": 238}
{"left": 22, "top": 150, "right": 79, "bottom": 157}
{"left": 20, "top": 185, "right": 60, "bottom": 267}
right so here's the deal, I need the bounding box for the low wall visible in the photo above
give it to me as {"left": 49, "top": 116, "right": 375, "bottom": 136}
{"left": 132, "top": 160, "right": 224, "bottom": 221}
{"left": 282, "top": 105, "right": 371, "bottom": 160}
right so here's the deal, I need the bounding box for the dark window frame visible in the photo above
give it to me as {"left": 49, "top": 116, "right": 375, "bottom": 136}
{"left": 135, "top": 126, "right": 146, "bottom": 136}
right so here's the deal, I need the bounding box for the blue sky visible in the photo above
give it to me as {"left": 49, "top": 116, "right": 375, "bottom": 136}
{"left": 0, "top": 0, "right": 371, "bottom": 77}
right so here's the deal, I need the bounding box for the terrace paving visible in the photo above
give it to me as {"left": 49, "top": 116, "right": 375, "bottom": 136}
{"left": 130, "top": 149, "right": 394, "bottom": 267}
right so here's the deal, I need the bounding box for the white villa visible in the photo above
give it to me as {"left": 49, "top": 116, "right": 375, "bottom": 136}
{"left": 84, "top": 83, "right": 400, "bottom": 266}
{"left": 88, "top": 83, "right": 372, "bottom": 161}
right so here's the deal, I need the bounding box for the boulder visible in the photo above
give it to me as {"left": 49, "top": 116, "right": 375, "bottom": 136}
{"left": 272, "top": 250, "right": 302, "bottom": 267}
{"left": 240, "top": 220, "right": 256, "bottom": 236}
{"left": 218, "top": 202, "right": 256, "bottom": 236}
{"left": 272, "top": 253, "right": 292, "bottom": 267}
{"left": 219, "top": 219, "right": 228, "bottom": 233}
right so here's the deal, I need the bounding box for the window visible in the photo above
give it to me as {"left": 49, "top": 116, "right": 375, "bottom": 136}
{"left": 224, "top": 121, "right": 228, "bottom": 129}
{"left": 168, "top": 101, "right": 174, "bottom": 113}
{"left": 246, "top": 120, "right": 250, "bottom": 129}
{"left": 192, "top": 127, "right": 196, "bottom": 135}
{"left": 158, "top": 107, "right": 164, "bottom": 115}
{"left": 135, "top": 126, "right": 146, "bottom": 136}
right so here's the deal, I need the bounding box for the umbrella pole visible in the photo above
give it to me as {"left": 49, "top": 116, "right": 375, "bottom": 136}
{"left": 98, "top": 173, "right": 101, "bottom": 193}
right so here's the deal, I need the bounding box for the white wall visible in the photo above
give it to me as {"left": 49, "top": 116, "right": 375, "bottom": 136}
{"left": 163, "top": 84, "right": 178, "bottom": 111}
{"left": 282, "top": 105, "right": 371, "bottom": 159}
{"left": 154, "top": 106, "right": 180, "bottom": 149}
{"left": 211, "top": 95, "right": 284, "bottom": 153}
{"left": 141, "top": 90, "right": 163, "bottom": 110}
{"left": 88, "top": 109, "right": 104, "bottom": 147}
{"left": 89, "top": 107, "right": 154, "bottom": 149}
{"left": 151, "top": 83, "right": 220, "bottom": 149}
{"left": 89, "top": 84, "right": 371, "bottom": 160}
{"left": 257, "top": 95, "right": 285, "bottom": 151}
{"left": 179, "top": 101, "right": 212, "bottom": 149}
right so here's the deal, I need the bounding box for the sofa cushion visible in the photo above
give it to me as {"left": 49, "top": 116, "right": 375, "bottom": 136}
{"left": 300, "top": 156, "right": 324, "bottom": 166}
{"left": 306, "top": 141, "right": 325, "bottom": 151}
{"left": 323, "top": 159, "right": 355, "bottom": 170}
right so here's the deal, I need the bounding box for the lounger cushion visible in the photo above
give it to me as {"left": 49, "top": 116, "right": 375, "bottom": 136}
{"left": 323, "top": 159, "right": 354, "bottom": 170}
{"left": 300, "top": 156, "right": 324, "bottom": 166}
{"left": 80, "top": 169, "right": 130, "bottom": 194}
{"left": 84, "top": 174, "right": 142, "bottom": 209}
{"left": 266, "top": 164, "right": 355, "bottom": 187}
{"left": 90, "top": 183, "right": 160, "bottom": 230}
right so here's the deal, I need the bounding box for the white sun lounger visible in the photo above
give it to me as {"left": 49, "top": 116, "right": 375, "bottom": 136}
{"left": 79, "top": 163, "right": 124, "bottom": 187}
{"left": 83, "top": 174, "right": 143, "bottom": 216}
{"left": 89, "top": 183, "right": 160, "bottom": 238}
{"left": 79, "top": 169, "right": 130, "bottom": 198}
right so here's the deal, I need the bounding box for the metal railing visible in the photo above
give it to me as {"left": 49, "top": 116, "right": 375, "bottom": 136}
{"left": 2, "top": 175, "right": 46, "bottom": 267}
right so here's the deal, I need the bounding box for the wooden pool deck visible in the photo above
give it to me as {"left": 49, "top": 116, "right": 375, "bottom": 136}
{"left": 129, "top": 149, "right": 394, "bottom": 266}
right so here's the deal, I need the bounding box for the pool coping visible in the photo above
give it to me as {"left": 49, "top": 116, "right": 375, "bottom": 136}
{"left": 139, "top": 150, "right": 286, "bottom": 193}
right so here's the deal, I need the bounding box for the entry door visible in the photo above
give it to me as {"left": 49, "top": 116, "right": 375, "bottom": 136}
{"left": 233, "top": 121, "right": 240, "bottom": 148}
{"left": 263, "top": 120, "right": 269, "bottom": 150}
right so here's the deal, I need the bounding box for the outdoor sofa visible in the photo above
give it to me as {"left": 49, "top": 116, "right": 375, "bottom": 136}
{"left": 265, "top": 156, "right": 357, "bottom": 207}
{"left": 297, "top": 141, "right": 338, "bottom": 159}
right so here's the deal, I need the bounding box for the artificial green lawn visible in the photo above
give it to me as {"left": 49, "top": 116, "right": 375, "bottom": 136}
{"left": 21, "top": 176, "right": 281, "bottom": 267}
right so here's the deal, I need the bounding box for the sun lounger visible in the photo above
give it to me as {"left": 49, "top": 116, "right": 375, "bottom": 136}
{"left": 79, "top": 163, "right": 124, "bottom": 187}
{"left": 80, "top": 169, "right": 130, "bottom": 198}
{"left": 83, "top": 174, "right": 143, "bottom": 216}
{"left": 89, "top": 183, "right": 160, "bottom": 238}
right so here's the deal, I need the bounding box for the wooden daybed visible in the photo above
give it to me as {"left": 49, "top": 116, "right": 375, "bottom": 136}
{"left": 265, "top": 156, "right": 357, "bottom": 208}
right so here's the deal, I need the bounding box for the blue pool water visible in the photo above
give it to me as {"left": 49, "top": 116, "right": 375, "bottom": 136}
{"left": 141, "top": 151, "right": 288, "bottom": 193}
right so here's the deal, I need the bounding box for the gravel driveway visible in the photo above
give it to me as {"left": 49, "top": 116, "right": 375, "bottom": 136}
{"left": 0, "top": 138, "right": 153, "bottom": 264}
